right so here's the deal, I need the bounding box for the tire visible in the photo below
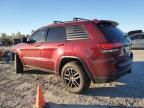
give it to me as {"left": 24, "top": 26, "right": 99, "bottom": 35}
{"left": 61, "top": 61, "right": 91, "bottom": 93}
{"left": 15, "top": 54, "right": 23, "bottom": 74}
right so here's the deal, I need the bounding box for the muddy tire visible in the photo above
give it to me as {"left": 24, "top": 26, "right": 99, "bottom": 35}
{"left": 61, "top": 61, "right": 91, "bottom": 93}
{"left": 15, "top": 54, "right": 23, "bottom": 74}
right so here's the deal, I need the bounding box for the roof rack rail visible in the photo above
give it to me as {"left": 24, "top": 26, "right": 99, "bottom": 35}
{"left": 53, "top": 18, "right": 90, "bottom": 24}
{"left": 53, "top": 21, "right": 64, "bottom": 24}
{"left": 73, "top": 17, "right": 90, "bottom": 21}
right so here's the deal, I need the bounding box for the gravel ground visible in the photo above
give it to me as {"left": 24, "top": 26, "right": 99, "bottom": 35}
{"left": 0, "top": 50, "right": 144, "bottom": 108}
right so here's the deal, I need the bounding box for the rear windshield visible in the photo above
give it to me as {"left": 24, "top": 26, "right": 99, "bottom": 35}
{"left": 97, "top": 23, "right": 125, "bottom": 42}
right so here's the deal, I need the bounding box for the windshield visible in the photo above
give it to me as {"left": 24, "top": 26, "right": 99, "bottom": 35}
{"left": 97, "top": 24, "right": 126, "bottom": 42}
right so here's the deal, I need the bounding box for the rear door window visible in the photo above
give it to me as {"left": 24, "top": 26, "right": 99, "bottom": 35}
{"left": 46, "top": 27, "right": 65, "bottom": 42}
{"left": 97, "top": 24, "right": 126, "bottom": 42}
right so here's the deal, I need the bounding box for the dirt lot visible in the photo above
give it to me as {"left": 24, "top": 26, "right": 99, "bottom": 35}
{"left": 0, "top": 50, "right": 144, "bottom": 108}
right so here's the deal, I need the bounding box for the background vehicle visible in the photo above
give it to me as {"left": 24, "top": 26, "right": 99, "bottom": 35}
{"left": 12, "top": 18, "right": 133, "bottom": 93}
{"left": 130, "top": 33, "right": 144, "bottom": 49}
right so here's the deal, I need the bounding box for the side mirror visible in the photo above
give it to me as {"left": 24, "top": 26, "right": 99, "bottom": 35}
{"left": 22, "top": 37, "right": 27, "bottom": 43}
{"left": 27, "top": 39, "right": 36, "bottom": 43}
{"left": 22, "top": 37, "right": 36, "bottom": 43}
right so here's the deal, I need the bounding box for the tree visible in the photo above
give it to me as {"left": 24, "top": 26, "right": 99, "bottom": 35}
{"left": 11, "top": 33, "right": 15, "bottom": 37}
{"left": 1, "top": 33, "right": 7, "bottom": 40}
{"left": 0, "top": 32, "right": 29, "bottom": 46}
{"left": 15, "top": 32, "right": 21, "bottom": 39}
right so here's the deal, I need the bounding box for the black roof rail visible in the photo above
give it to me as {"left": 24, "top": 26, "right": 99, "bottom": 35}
{"left": 73, "top": 17, "right": 90, "bottom": 21}
{"left": 53, "top": 21, "right": 64, "bottom": 24}
{"left": 53, "top": 18, "right": 90, "bottom": 24}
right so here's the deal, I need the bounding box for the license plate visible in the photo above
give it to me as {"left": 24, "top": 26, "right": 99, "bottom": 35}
{"left": 125, "top": 46, "right": 130, "bottom": 53}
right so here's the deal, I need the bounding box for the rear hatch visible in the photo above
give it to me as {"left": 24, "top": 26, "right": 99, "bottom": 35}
{"left": 96, "top": 21, "right": 132, "bottom": 70}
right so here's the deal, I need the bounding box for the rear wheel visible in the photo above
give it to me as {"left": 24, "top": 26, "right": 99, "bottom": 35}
{"left": 61, "top": 61, "right": 91, "bottom": 93}
{"left": 15, "top": 54, "right": 23, "bottom": 74}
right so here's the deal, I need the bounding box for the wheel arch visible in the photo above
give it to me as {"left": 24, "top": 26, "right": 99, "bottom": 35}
{"left": 58, "top": 56, "right": 95, "bottom": 82}
{"left": 13, "top": 51, "right": 24, "bottom": 65}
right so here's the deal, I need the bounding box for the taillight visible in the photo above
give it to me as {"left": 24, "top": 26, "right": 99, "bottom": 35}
{"left": 98, "top": 42, "right": 122, "bottom": 53}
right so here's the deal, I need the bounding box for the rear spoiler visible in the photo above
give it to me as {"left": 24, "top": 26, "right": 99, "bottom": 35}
{"left": 93, "top": 19, "right": 119, "bottom": 26}
{"left": 128, "top": 30, "right": 142, "bottom": 36}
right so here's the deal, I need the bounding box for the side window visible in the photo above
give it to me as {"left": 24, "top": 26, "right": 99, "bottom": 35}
{"left": 139, "top": 34, "right": 144, "bottom": 39}
{"left": 142, "top": 35, "right": 144, "bottom": 39}
{"left": 47, "top": 27, "right": 65, "bottom": 42}
{"left": 66, "top": 25, "right": 88, "bottom": 40}
{"left": 134, "top": 35, "right": 141, "bottom": 40}
{"left": 131, "top": 35, "right": 136, "bottom": 40}
{"left": 29, "top": 28, "right": 48, "bottom": 43}
{"left": 131, "top": 34, "right": 144, "bottom": 40}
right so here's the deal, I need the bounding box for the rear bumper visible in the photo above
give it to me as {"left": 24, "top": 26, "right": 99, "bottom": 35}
{"left": 93, "top": 58, "right": 133, "bottom": 83}
{"left": 93, "top": 65, "right": 131, "bottom": 83}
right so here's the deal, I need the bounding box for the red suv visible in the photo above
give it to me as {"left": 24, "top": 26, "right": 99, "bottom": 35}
{"left": 12, "top": 18, "right": 133, "bottom": 93}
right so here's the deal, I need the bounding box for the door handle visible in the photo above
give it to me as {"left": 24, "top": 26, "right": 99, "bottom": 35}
{"left": 34, "top": 45, "right": 40, "bottom": 47}
{"left": 57, "top": 43, "right": 64, "bottom": 46}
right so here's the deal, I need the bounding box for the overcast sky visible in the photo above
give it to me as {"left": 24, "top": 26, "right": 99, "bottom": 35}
{"left": 0, "top": 0, "right": 144, "bottom": 34}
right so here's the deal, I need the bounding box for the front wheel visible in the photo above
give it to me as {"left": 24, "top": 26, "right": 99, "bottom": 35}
{"left": 15, "top": 54, "right": 23, "bottom": 74}
{"left": 61, "top": 61, "right": 91, "bottom": 93}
